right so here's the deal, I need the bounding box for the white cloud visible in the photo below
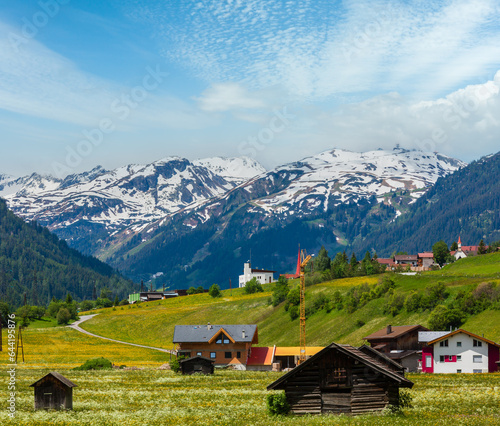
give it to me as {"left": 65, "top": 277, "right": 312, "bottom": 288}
{"left": 195, "top": 83, "right": 267, "bottom": 112}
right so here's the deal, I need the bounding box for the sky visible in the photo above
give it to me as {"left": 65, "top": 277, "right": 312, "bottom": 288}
{"left": 1, "top": 0, "right": 500, "bottom": 178}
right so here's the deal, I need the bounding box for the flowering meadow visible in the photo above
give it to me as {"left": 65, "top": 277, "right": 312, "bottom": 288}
{"left": 1, "top": 367, "right": 499, "bottom": 425}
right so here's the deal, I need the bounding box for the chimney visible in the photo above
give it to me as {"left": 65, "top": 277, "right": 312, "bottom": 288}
{"left": 242, "top": 330, "right": 246, "bottom": 339}
{"left": 386, "top": 325, "right": 392, "bottom": 335}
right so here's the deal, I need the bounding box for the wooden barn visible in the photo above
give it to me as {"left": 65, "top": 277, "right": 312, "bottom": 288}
{"left": 179, "top": 356, "right": 215, "bottom": 375}
{"left": 267, "top": 342, "right": 413, "bottom": 416}
{"left": 30, "top": 372, "right": 77, "bottom": 410}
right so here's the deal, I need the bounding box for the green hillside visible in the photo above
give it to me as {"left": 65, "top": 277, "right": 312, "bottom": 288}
{"left": 80, "top": 252, "right": 500, "bottom": 349}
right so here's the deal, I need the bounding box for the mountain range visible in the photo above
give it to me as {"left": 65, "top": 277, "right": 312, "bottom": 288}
{"left": 1, "top": 147, "right": 468, "bottom": 289}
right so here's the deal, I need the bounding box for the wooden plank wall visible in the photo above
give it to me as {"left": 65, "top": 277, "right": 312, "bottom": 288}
{"left": 284, "top": 363, "right": 322, "bottom": 415}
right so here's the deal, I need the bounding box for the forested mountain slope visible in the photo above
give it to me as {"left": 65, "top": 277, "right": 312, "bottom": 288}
{"left": 0, "top": 198, "right": 134, "bottom": 308}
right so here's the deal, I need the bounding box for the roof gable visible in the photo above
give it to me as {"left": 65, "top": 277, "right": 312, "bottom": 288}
{"left": 173, "top": 324, "right": 257, "bottom": 343}
{"left": 208, "top": 328, "right": 236, "bottom": 344}
{"left": 30, "top": 372, "right": 77, "bottom": 388}
{"left": 427, "top": 329, "right": 500, "bottom": 347}
{"left": 267, "top": 342, "right": 413, "bottom": 391}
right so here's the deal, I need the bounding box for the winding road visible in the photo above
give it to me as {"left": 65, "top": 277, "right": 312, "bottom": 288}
{"left": 67, "top": 314, "right": 176, "bottom": 354}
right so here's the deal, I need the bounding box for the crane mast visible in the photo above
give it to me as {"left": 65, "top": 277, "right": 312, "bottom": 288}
{"left": 299, "top": 251, "right": 312, "bottom": 364}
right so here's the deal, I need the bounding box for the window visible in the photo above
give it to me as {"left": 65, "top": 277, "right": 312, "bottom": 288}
{"left": 473, "top": 369, "right": 482, "bottom": 373}
{"left": 196, "top": 352, "right": 202, "bottom": 357}
{"left": 216, "top": 333, "right": 230, "bottom": 344}
{"left": 456, "top": 369, "right": 462, "bottom": 373}
{"left": 236, "top": 351, "right": 241, "bottom": 359}
{"left": 473, "top": 355, "right": 482, "bottom": 363}
{"left": 457, "top": 355, "right": 461, "bottom": 361}
{"left": 425, "top": 355, "right": 432, "bottom": 368}
{"left": 456, "top": 342, "right": 462, "bottom": 347}
{"left": 439, "top": 355, "right": 445, "bottom": 362}
{"left": 225, "top": 351, "right": 232, "bottom": 359}
{"left": 210, "top": 352, "right": 216, "bottom": 359}
{"left": 473, "top": 339, "right": 482, "bottom": 347}
{"left": 440, "top": 340, "right": 448, "bottom": 347}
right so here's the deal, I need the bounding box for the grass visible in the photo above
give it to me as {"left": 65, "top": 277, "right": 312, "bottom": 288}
{"left": 0, "top": 326, "right": 169, "bottom": 370}
{"left": 0, "top": 369, "right": 498, "bottom": 425}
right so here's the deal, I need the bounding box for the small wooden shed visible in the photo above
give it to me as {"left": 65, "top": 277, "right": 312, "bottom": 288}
{"left": 30, "top": 372, "right": 77, "bottom": 410}
{"left": 267, "top": 342, "right": 413, "bottom": 416}
{"left": 180, "top": 356, "right": 215, "bottom": 375}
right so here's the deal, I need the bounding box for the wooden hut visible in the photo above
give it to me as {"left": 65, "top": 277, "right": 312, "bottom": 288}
{"left": 267, "top": 342, "right": 413, "bottom": 416}
{"left": 30, "top": 372, "right": 77, "bottom": 410}
{"left": 180, "top": 356, "right": 215, "bottom": 375}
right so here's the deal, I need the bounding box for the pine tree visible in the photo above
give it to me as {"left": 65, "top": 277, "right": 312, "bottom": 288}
{"left": 478, "top": 239, "right": 487, "bottom": 255}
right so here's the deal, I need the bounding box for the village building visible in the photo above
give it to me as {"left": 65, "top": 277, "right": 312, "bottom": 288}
{"left": 394, "top": 254, "right": 418, "bottom": 268}
{"left": 173, "top": 324, "right": 258, "bottom": 369}
{"left": 179, "top": 356, "right": 215, "bottom": 375}
{"left": 30, "top": 372, "right": 77, "bottom": 411}
{"left": 417, "top": 252, "right": 435, "bottom": 269}
{"left": 363, "top": 325, "right": 429, "bottom": 372}
{"left": 452, "top": 236, "right": 482, "bottom": 260}
{"left": 420, "top": 329, "right": 500, "bottom": 374}
{"left": 267, "top": 342, "right": 413, "bottom": 416}
{"left": 128, "top": 289, "right": 187, "bottom": 303}
{"left": 376, "top": 258, "right": 397, "bottom": 271}
{"left": 238, "top": 262, "right": 276, "bottom": 288}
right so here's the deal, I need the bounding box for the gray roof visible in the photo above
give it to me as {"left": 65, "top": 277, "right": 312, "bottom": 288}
{"left": 30, "top": 372, "right": 77, "bottom": 388}
{"left": 173, "top": 324, "right": 257, "bottom": 343}
{"left": 418, "top": 331, "right": 450, "bottom": 343}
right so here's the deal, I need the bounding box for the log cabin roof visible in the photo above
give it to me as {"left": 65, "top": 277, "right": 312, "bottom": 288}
{"left": 179, "top": 355, "right": 215, "bottom": 364}
{"left": 357, "top": 344, "right": 405, "bottom": 372}
{"left": 173, "top": 324, "right": 257, "bottom": 343}
{"left": 267, "top": 342, "right": 413, "bottom": 390}
{"left": 30, "top": 372, "right": 77, "bottom": 388}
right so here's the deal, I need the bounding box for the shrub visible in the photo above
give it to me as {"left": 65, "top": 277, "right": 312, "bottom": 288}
{"left": 399, "top": 390, "right": 413, "bottom": 408}
{"left": 267, "top": 392, "right": 290, "bottom": 416}
{"left": 56, "top": 307, "right": 71, "bottom": 325}
{"left": 170, "top": 355, "right": 186, "bottom": 373}
{"left": 289, "top": 305, "right": 299, "bottom": 321}
{"left": 74, "top": 357, "right": 113, "bottom": 370}
{"left": 244, "top": 278, "right": 263, "bottom": 294}
{"left": 209, "top": 284, "right": 222, "bottom": 298}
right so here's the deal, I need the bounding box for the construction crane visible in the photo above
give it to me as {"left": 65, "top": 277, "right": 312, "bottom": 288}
{"left": 298, "top": 250, "right": 312, "bottom": 364}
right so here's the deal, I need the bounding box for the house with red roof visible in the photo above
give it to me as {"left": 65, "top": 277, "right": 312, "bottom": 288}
{"left": 421, "top": 329, "right": 500, "bottom": 374}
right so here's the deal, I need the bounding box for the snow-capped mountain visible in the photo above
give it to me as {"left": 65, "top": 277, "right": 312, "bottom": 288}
{"left": 181, "top": 148, "right": 465, "bottom": 228}
{"left": 2, "top": 156, "right": 265, "bottom": 240}
{"left": 193, "top": 156, "right": 266, "bottom": 184}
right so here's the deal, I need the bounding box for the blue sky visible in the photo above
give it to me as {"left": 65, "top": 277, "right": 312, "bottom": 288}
{"left": 1, "top": 0, "right": 500, "bottom": 177}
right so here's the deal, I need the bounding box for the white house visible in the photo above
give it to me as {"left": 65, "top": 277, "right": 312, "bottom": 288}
{"left": 421, "top": 329, "right": 500, "bottom": 374}
{"left": 238, "top": 262, "right": 276, "bottom": 288}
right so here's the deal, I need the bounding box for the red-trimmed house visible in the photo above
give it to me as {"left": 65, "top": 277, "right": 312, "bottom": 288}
{"left": 421, "top": 329, "right": 500, "bottom": 374}
{"left": 173, "top": 324, "right": 258, "bottom": 369}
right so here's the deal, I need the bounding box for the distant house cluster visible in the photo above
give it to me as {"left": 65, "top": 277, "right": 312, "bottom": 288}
{"left": 377, "top": 236, "right": 489, "bottom": 272}
{"left": 128, "top": 289, "right": 188, "bottom": 303}
{"left": 376, "top": 252, "right": 437, "bottom": 272}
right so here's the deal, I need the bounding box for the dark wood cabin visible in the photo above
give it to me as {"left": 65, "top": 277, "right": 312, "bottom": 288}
{"left": 180, "top": 356, "right": 215, "bottom": 375}
{"left": 30, "top": 372, "right": 77, "bottom": 410}
{"left": 267, "top": 343, "right": 413, "bottom": 416}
